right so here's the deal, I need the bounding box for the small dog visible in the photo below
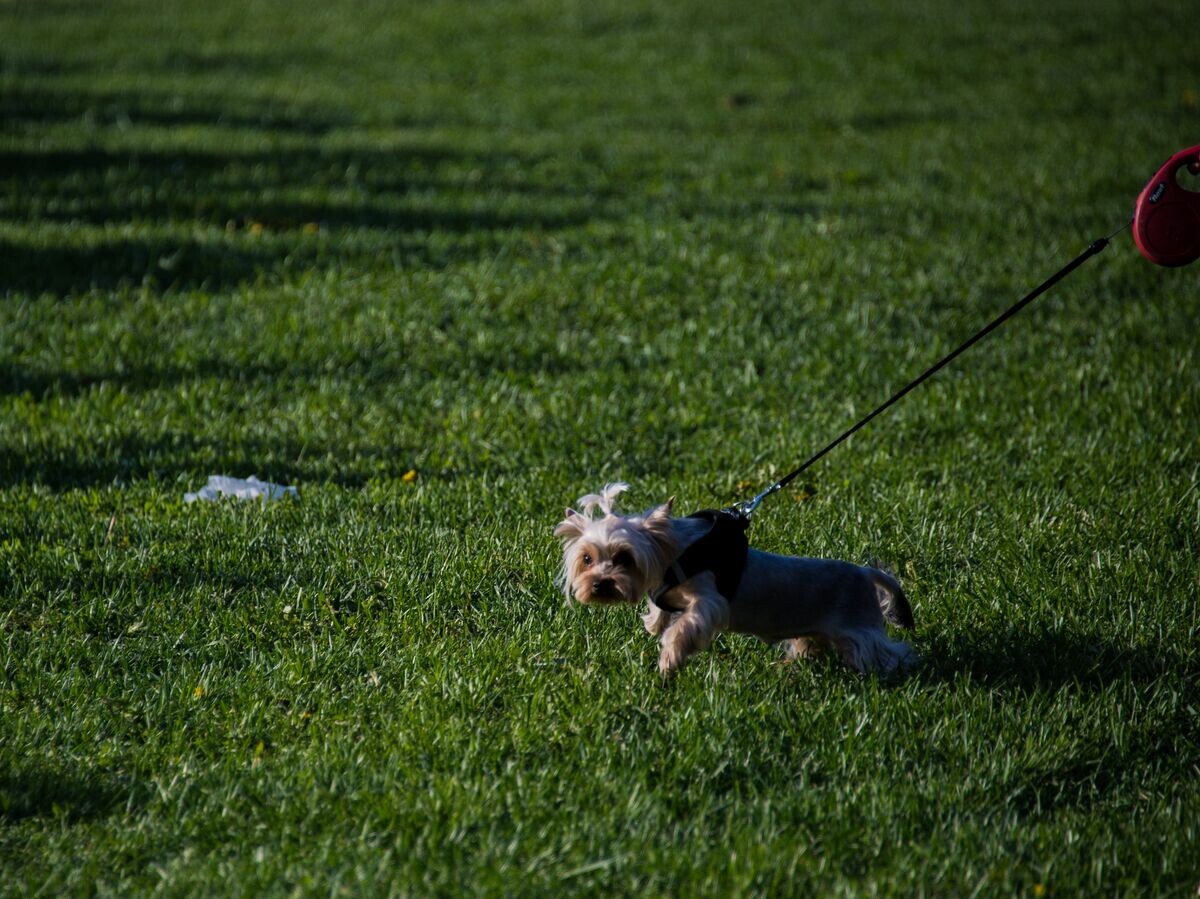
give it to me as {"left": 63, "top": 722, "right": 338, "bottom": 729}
{"left": 554, "top": 483, "right": 916, "bottom": 677}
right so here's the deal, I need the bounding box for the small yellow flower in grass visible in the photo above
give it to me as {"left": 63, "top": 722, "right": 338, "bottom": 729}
{"left": 792, "top": 482, "right": 817, "bottom": 502}
{"left": 402, "top": 469, "right": 418, "bottom": 484}
{"left": 302, "top": 222, "right": 320, "bottom": 235}
{"left": 192, "top": 686, "right": 205, "bottom": 699}
{"left": 1033, "top": 885, "right": 1045, "bottom": 897}
{"left": 248, "top": 221, "right": 265, "bottom": 236}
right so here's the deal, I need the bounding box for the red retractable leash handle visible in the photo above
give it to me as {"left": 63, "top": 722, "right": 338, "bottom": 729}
{"left": 1133, "top": 144, "right": 1200, "bottom": 267}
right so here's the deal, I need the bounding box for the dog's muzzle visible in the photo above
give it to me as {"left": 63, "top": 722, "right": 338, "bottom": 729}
{"left": 591, "top": 577, "right": 617, "bottom": 598}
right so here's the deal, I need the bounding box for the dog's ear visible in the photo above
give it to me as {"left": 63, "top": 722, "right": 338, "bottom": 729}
{"left": 554, "top": 508, "right": 586, "bottom": 540}
{"left": 645, "top": 497, "right": 673, "bottom": 520}
{"left": 643, "top": 498, "right": 675, "bottom": 553}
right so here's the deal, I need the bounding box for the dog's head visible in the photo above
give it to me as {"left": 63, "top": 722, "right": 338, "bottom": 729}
{"left": 554, "top": 483, "right": 675, "bottom": 605}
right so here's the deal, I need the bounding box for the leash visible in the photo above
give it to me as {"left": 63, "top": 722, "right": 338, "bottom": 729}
{"left": 731, "top": 224, "right": 1127, "bottom": 519}
{"left": 731, "top": 145, "right": 1199, "bottom": 520}
{"left": 657, "top": 145, "right": 1199, "bottom": 604}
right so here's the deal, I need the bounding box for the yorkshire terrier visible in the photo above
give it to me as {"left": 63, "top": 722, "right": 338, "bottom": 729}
{"left": 554, "top": 483, "right": 916, "bottom": 677}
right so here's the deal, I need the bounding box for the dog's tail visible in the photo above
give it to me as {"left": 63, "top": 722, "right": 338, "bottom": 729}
{"left": 867, "top": 565, "right": 915, "bottom": 630}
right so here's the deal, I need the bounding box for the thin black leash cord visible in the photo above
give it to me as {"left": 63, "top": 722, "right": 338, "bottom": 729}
{"left": 733, "top": 221, "right": 1133, "bottom": 519}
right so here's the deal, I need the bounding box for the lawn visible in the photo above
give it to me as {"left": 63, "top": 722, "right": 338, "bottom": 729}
{"left": 1, "top": 0, "right": 1198, "bottom": 894}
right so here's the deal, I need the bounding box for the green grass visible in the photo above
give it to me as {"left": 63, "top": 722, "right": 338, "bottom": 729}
{"left": 2, "top": 0, "right": 1198, "bottom": 894}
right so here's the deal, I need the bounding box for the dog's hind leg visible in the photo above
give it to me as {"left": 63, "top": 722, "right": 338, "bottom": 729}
{"left": 832, "top": 628, "right": 917, "bottom": 675}
{"left": 784, "top": 636, "right": 829, "bottom": 661}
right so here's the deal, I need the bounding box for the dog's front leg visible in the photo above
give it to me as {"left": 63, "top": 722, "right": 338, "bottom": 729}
{"left": 656, "top": 576, "right": 728, "bottom": 677}
{"left": 642, "top": 601, "right": 673, "bottom": 636}
{"left": 658, "top": 614, "right": 710, "bottom": 676}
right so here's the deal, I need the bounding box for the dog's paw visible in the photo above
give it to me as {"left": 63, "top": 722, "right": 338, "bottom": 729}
{"left": 657, "top": 649, "right": 681, "bottom": 678}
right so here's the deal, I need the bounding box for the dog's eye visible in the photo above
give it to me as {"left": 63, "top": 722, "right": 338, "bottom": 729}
{"left": 581, "top": 553, "right": 593, "bottom": 567}
{"left": 613, "top": 550, "right": 634, "bottom": 568}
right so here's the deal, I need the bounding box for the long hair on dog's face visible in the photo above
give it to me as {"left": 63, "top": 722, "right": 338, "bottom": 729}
{"left": 554, "top": 483, "right": 675, "bottom": 605}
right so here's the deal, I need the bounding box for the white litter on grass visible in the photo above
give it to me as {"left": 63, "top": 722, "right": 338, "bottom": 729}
{"left": 184, "top": 475, "right": 298, "bottom": 503}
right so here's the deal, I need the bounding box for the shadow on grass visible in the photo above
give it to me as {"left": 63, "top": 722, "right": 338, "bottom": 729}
{"left": 993, "top": 707, "right": 1194, "bottom": 819}
{"left": 742, "top": 627, "right": 1197, "bottom": 825}
{"left": 0, "top": 235, "right": 323, "bottom": 297}
{"left": 0, "top": 765, "right": 140, "bottom": 823}
{"left": 0, "top": 84, "right": 605, "bottom": 297}
{"left": 0, "top": 357, "right": 296, "bottom": 400}
{"left": 0, "top": 84, "right": 355, "bottom": 134}
{"left": 914, "top": 625, "right": 1189, "bottom": 694}
{"left": 0, "top": 428, "right": 420, "bottom": 490}
{"left": 920, "top": 628, "right": 1200, "bottom": 820}
{"left": 1, "top": 316, "right": 588, "bottom": 393}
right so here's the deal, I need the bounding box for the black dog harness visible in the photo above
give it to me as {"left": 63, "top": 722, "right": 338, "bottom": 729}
{"left": 649, "top": 509, "right": 750, "bottom": 612}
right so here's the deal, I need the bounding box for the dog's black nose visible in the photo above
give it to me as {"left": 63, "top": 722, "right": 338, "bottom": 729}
{"left": 593, "top": 578, "right": 615, "bottom": 597}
